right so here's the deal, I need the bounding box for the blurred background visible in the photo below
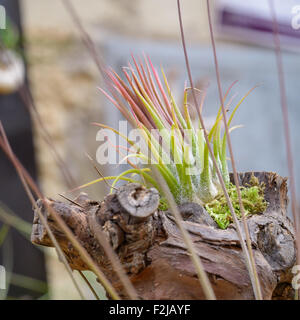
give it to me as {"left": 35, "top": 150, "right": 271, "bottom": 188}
{"left": 0, "top": 0, "right": 299, "bottom": 299}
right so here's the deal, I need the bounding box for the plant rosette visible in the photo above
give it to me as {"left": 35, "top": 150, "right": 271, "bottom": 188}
{"left": 86, "top": 56, "right": 267, "bottom": 229}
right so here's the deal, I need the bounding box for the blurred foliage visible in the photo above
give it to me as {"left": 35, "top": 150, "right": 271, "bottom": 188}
{"left": 0, "top": 203, "right": 48, "bottom": 300}
{"left": 0, "top": 16, "right": 19, "bottom": 50}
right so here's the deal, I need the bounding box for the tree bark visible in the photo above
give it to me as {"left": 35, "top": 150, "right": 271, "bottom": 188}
{"left": 31, "top": 172, "right": 296, "bottom": 300}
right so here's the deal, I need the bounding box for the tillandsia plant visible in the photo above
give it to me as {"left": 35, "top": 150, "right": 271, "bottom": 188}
{"left": 86, "top": 55, "right": 267, "bottom": 229}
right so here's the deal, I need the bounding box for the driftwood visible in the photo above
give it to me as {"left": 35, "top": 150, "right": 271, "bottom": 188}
{"left": 31, "top": 172, "right": 296, "bottom": 299}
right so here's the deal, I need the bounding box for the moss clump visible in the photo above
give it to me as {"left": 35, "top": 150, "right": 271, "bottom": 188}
{"left": 205, "top": 177, "right": 268, "bottom": 229}
{"left": 158, "top": 197, "right": 169, "bottom": 211}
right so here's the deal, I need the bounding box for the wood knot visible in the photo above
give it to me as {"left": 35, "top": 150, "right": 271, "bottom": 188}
{"left": 117, "top": 183, "right": 159, "bottom": 221}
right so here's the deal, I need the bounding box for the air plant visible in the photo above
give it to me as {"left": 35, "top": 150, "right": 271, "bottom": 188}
{"left": 87, "top": 55, "right": 266, "bottom": 228}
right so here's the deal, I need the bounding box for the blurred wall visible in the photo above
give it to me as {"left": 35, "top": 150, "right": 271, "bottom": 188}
{"left": 22, "top": 0, "right": 210, "bottom": 42}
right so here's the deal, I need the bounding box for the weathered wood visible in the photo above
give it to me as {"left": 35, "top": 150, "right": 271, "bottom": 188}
{"left": 31, "top": 172, "right": 296, "bottom": 300}
{"left": 117, "top": 183, "right": 160, "bottom": 221}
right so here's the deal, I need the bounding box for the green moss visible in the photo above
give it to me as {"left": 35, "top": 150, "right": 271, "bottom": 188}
{"left": 205, "top": 177, "right": 268, "bottom": 229}
{"left": 0, "top": 18, "right": 19, "bottom": 50}
{"left": 158, "top": 197, "right": 169, "bottom": 211}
